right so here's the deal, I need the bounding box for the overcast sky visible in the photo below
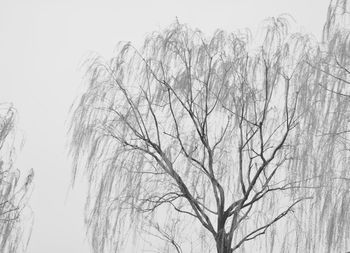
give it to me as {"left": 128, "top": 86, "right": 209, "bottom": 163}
{"left": 0, "top": 0, "right": 330, "bottom": 252}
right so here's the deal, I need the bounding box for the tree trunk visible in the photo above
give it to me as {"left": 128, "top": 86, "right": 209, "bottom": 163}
{"left": 216, "top": 231, "right": 232, "bottom": 253}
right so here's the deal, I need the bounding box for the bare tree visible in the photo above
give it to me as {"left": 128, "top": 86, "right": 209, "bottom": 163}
{"left": 0, "top": 105, "right": 33, "bottom": 253}
{"left": 69, "top": 16, "right": 327, "bottom": 253}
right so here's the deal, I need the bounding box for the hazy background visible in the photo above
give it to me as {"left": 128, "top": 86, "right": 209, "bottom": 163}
{"left": 0, "top": 0, "right": 330, "bottom": 252}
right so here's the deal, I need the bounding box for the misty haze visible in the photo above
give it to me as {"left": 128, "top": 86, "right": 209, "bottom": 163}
{"left": 0, "top": 0, "right": 350, "bottom": 252}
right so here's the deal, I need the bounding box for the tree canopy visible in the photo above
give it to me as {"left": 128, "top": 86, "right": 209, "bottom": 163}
{"left": 70, "top": 1, "right": 350, "bottom": 252}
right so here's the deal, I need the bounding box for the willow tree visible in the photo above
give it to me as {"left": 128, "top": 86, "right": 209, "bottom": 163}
{"left": 283, "top": 0, "right": 350, "bottom": 252}
{"left": 69, "top": 16, "right": 324, "bottom": 253}
{"left": 0, "top": 105, "right": 33, "bottom": 253}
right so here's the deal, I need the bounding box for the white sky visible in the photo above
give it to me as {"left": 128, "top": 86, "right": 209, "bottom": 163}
{"left": 0, "top": 0, "right": 330, "bottom": 252}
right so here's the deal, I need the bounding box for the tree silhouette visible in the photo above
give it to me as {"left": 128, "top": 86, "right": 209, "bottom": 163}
{"left": 0, "top": 105, "right": 33, "bottom": 253}
{"left": 69, "top": 15, "right": 334, "bottom": 252}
